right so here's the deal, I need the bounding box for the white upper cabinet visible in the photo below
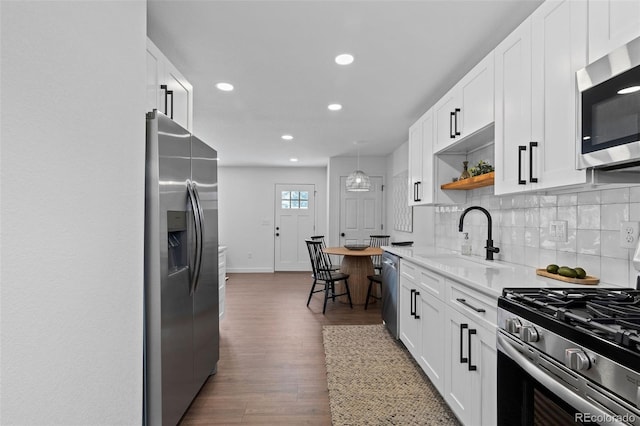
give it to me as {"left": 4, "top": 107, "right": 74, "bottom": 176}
{"left": 494, "top": 18, "right": 533, "bottom": 195}
{"left": 588, "top": 0, "right": 640, "bottom": 63}
{"left": 531, "top": 0, "right": 587, "bottom": 191}
{"left": 146, "top": 38, "right": 193, "bottom": 131}
{"left": 408, "top": 109, "right": 434, "bottom": 206}
{"left": 495, "top": 0, "right": 587, "bottom": 195}
{"left": 434, "top": 52, "right": 495, "bottom": 153}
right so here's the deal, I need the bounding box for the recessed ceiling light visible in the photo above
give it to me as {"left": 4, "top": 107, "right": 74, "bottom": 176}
{"left": 335, "top": 53, "right": 354, "bottom": 65}
{"left": 289, "top": 158, "right": 299, "bottom": 162}
{"left": 617, "top": 86, "right": 640, "bottom": 94}
{"left": 216, "top": 82, "right": 234, "bottom": 92}
{"left": 328, "top": 103, "right": 342, "bottom": 111}
{"left": 281, "top": 134, "right": 294, "bottom": 141}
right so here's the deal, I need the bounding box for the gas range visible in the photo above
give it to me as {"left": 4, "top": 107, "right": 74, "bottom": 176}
{"left": 497, "top": 287, "right": 640, "bottom": 425}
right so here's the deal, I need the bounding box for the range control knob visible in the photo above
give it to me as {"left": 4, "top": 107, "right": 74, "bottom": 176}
{"left": 519, "top": 325, "right": 539, "bottom": 343}
{"left": 505, "top": 318, "right": 522, "bottom": 334}
{"left": 565, "top": 348, "right": 591, "bottom": 371}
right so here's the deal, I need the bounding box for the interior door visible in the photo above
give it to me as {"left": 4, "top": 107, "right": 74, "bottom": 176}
{"left": 274, "top": 184, "right": 315, "bottom": 271}
{"left": 339, "top": 176, "right": 384, "bottom": 245}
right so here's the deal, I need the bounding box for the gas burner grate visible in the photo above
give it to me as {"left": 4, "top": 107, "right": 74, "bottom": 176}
{"left": 503, "top": 288, "right": 640, "bottom": 350}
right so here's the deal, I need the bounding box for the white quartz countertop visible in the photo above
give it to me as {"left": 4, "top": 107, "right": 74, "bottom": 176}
{"left": 383, "top": 245, "right": 625, "bottom": 299}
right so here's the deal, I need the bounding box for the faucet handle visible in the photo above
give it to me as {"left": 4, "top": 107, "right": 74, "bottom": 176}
{"left": 486, "top": 246, "right": 500, "bottom": 253}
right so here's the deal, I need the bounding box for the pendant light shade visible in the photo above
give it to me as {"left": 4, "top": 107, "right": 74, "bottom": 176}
{"left": 346, "top": 142, "right": 371, "bottom": 192}
{"left": 346, "top": 170, "right": 371, "bottom": 191}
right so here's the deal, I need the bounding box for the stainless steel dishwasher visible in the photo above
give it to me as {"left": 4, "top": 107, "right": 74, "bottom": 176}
{"left": 381, "top": 251, "right": 400, "bottom": 339}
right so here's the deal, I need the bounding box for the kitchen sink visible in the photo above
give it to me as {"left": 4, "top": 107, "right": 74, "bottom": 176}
{"left": 418, "top": 254, "right": 510, "bottom": 269}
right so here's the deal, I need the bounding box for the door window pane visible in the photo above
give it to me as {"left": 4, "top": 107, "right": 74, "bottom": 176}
{"left": 280, "top": 190, "right": 309, "bottom": 209}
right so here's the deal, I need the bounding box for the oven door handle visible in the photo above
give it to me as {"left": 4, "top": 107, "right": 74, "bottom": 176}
{"left": 496, "top": 333, "right": 627, "bottom": 426}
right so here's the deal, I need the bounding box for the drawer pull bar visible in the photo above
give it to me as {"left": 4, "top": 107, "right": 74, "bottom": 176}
{"left": 456, "top": 298, "right": 486, "bottom": 313}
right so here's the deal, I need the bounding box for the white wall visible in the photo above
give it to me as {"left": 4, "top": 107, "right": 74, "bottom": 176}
{"left": 1, "top": 2, "right": 146, "bottom": 424}
{"left": 218, "top": 166, "right": 327, "bottom": 272}
{"left": 327, "top": 156, "right": 388, "bottom": 247}
{"left": 384, "top": 143, "right": 435, "bottom": 246}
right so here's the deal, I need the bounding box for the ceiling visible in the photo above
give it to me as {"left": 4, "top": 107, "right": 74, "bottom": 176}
{"left": 147, "top": 0, "right": 543, "bottom": 167}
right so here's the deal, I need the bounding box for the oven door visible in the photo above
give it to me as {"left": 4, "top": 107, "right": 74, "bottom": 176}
{"left": 497, "top": 332, "right": 638, "bottom": 426}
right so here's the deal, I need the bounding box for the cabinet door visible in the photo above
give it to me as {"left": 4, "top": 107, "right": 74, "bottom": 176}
{"left": 445, "top": 306, "right": 497, "bottom": 426}
{"left": 399, "top": 265, "right": 420, "bottom": 358}
{"left": 408, "top": 119, "right": 424, "bottom": 206}
{"left": 146, "top": 42, "right": 162, "bottom": 113}
{"left": 494, "top": 18, "right": 533, "bottom": 195}
{"left": 478, "top": 325, "right": 497, "bottom": 426}
{"left": 419, "top": 110, "right": 435, "bottom": 204}
{"left": 531, "top": 0, "right": 587, "bottom": 190}
{"left": 444, "top": 307, "right": 480, "bottom": 425}
{"left": 434, "top": 88, "right": 460, "bottom": 153}
{"left": 588, "top": 0, "right": 640, "bottom": 63}
{"left": 164, "top": 61, "right": 193, "bottom": 132}
{"left": 418, "top": 292, "right": 445, "bottom": 393}
{"left": 459, "top": 52, "right": 494, "bottom": 138}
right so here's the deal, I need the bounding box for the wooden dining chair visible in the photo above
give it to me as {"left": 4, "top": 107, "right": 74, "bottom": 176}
{"left": 369, "top": 235, "right": 390, "bottom": 274}
{"left": 305, "top": 239, "right": 353, "bottom": 314}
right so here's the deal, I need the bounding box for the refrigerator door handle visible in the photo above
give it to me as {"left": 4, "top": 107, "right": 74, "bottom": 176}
{"left": 187, "top": 181, "right": 202, "bottom": 295}
{"left": 191, "top": 183, "right": 205, "bottom": 293}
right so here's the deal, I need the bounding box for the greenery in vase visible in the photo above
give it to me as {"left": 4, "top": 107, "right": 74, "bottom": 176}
{"left": 468, "top": 160, "right": 494, "bottom": 177}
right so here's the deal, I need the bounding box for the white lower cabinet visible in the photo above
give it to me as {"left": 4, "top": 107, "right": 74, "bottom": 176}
{"left": 398, "top": 259, "right": 497, "bottom": 426}
{"left": 399, "top": 261, "right": 420, "bottom": 358}
{"left": 218, "top": 247, "right": 227, "bottom": 320}
{"left": 417, "top": 290, "right": 446, "bottom": 393}
{"left": 444, "top": 305, "right": 496, "bottom": 426}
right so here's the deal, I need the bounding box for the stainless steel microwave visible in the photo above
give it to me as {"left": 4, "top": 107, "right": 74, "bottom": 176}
{"left": 577, "top": 36, "right": 640, "bottom": 170}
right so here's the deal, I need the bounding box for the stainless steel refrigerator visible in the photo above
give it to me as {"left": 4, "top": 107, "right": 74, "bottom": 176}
{"left": 144, "top": 110, "right": 219, "bottom": 426}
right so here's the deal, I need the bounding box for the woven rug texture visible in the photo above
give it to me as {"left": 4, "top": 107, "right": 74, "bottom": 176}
{"left": 323, "top": 324, "right": 460, "bottom": 426}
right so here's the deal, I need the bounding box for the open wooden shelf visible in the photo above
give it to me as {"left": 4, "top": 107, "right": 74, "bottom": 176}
{"left": 440, "top": 171, "right": 495, "bottom": 190}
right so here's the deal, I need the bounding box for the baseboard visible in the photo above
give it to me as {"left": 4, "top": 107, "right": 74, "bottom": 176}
{"left": 226, "top": 267, "right": 275, "bottom": 273}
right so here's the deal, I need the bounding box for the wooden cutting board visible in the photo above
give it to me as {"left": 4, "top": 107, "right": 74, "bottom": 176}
{"left": 536, "top": 269, "right": 599, "bottom": 285}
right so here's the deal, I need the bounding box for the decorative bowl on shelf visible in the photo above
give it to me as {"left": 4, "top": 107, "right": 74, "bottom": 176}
{"left": 344, "top": 244, "right": 369, "bottom": 251}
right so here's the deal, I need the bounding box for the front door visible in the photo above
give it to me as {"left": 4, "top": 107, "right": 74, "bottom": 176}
{"left": 274, "top": 184, "right": 315, "bottom": 271}
{"left": 339, "top": 176, "right": 384, "bottom": 245}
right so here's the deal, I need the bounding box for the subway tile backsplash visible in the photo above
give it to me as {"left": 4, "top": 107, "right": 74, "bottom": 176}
{"left": 435, "top": 185, "right": 640, "bottom": 288}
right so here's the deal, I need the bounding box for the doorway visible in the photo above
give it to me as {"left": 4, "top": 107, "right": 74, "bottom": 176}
{"left": 339, "top": 176, "right": 384, "bottom": 245}
{"left": 274, "top": 184, "right": 316, "bottom": 271}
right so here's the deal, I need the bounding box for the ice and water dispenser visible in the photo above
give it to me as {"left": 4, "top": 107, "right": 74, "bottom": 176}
{"left": 167, "top": 210, "right": 187, "bottom": 274}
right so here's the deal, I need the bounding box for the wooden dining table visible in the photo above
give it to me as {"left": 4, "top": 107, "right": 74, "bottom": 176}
{"left": 322, "top": 246, "right": 383, "bottom": 305}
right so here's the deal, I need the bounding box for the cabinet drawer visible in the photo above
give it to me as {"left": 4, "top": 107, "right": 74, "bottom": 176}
{"left": 416, "top": 268, "right": 445, "bottom": 301}
{"left": 400, "top": 260, "right": 418, "bottom": 282}
{"left": 447, "top": 281, "right": 497, "bottom": 329}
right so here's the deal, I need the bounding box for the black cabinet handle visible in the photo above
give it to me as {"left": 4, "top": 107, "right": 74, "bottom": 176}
{"left": 414, "top": 291, "right": 420, "bottom": 319}
{"left": 518, "top": 145, "right": 526, "bottom": 185}
{"left": 450, "top": 112, "right": 455, "bottom": 138}
{"left": 529, "top": 141, "right": 538, "bottom": 183}
{"left": 468, "top": 328, "right": 477, "bottom": 371}
{"left": 460, "top": 323, "right": 468, "bottom": 363}
{"left": 454, "top": 108, "right": 461, "bottom": 136}
{"left": 415, "top": 182, "right": 421, "bottom": 202}
{"left": 160, "top": 84, "right": 174, "bottom": 119}
{"left": 341, "top": 233, "right": 345, "bottom": 237}
{"left": 275, "top": 233, "right": 279, "bottom": 237}
{"left": 413, "top": 182, "right": 417, "bottom": 201}
{"left": 456, "top": 298, "right": 486, "bottom": 313}
{"left": 410, "top": 289, "right": 416, "bottom": 317}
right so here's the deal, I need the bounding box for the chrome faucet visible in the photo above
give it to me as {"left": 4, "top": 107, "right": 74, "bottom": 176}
{"left": 458, "top": 206, "right": 500, "bottom": 261}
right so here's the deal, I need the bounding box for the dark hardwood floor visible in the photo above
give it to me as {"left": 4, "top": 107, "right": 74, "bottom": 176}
{"left": 180, "top": 272, "right": 383, "bottom": 425}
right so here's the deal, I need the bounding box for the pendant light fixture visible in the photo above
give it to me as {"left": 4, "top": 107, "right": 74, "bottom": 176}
{"left": 346, "top": 142, "right": 371, "bottom": 192}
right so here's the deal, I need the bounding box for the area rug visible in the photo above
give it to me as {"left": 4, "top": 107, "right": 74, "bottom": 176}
{"left": 323, "top": 324, "right": 459, "bottom": 426}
